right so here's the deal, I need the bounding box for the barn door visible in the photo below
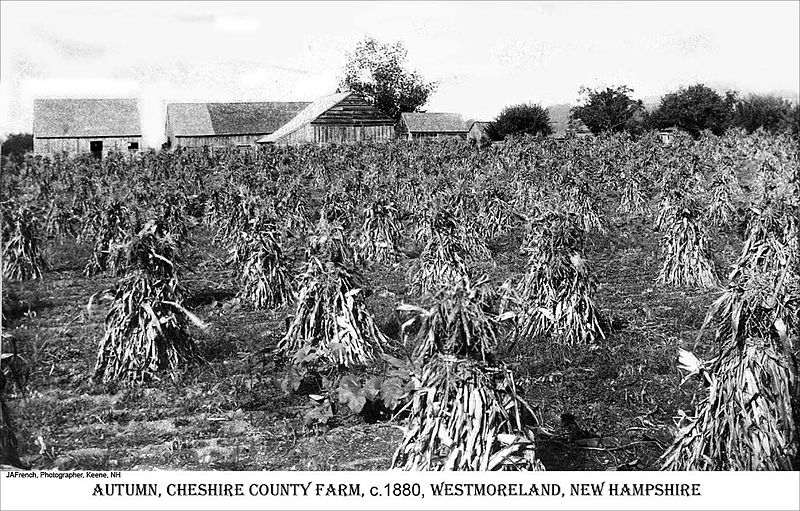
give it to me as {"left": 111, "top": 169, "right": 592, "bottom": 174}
{"left": 90, "top": 140, "right": 103, "bottom": 159}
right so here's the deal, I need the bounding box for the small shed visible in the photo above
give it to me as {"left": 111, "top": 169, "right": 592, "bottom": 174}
{"left": 398, "top": 112, "right": 468, "bottom": 140}
{"left": 165, "top": 102, "right": 310, "bottom": 149}
{"left": 567, "top": 121, "right": 593, "bottom": 139}
{"left": 257, "top": 92, "right": 395, "bottom": 146}
{"left": 658, "top": 126, "right": 681, "bottom": 145}
{"left": 553, "top": 120, "right": 593, "bottom": 141}
{"left": 33, "top": 98, "right": 142, "bottom": 157}
{"left": 467, "top": 121, "right": 493, "bottom": 146}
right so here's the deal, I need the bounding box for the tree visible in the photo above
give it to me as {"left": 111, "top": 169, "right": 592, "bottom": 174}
{"left": 732, "top": 94, "right": 794, "bottom": 134}
{"left": 784, "top": 104, "right": 800, "bottom": 139}
{"left": 649, "top": 84, "right": 736, "bottom": 137}
{"left": 570, "top": 86, "right": 646, "bottom": 135}
{"left": 491, "top": 103, "right": 552, "bottom": 140}
{"left": 0, "top": 133, "right": 33, "bottom": 158}
{"left": 339, "top": 37, "right": 437, "bottom": 121}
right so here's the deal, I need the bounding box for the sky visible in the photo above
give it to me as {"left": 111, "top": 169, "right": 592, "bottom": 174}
{"left": 1, "top": 1, "right": 798, "bottom": 146}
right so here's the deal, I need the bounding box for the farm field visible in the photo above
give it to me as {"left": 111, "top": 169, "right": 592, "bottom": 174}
{"left": 1, "top": 131, "right": 797, "bottom": 471}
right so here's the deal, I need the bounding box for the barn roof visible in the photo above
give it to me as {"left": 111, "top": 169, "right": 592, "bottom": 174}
{"left": 469, "top": 121, "right": 492, "bottom": 131}
{"left": 258, "top": 91, "right": 393, "bottom": 144}
{"left": 34, "top": 98, "right": 141, "bottom": 138}
{"left": 166, "top": 102, "right": 311, "bottom": 136}
{"left": 401, "top": 112, "right": 468, "bottom": 133}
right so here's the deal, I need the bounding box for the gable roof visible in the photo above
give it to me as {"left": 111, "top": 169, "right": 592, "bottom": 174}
{"left": 469, "top": 121, "right": 492, "bottom": 131}
{"left": 166, "top": 103, "right": 213, "bottom": 136}
{"left": 258, "top": 91, "right": 393, "bottom": 144}
{"left": 401, "top": 112, "right": 467, "bottom": 133}
{"left": 34, "top": 98, "right": 141, "bottom": 138}
{"left": 167, "top": 102, "right": 311, "bottom": 136}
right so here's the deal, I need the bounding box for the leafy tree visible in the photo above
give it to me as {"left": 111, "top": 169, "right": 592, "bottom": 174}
{"left": 339, "top": 37, "right": 437, "bottom": 121}
{"left": 570, "top": 86, "right": 646, "bottom": 135}
{"left": 491, "top": 103, "right": 552, "bottom": 140}
{"left": 732, "top": 94, "right": 794, "bottom": 134}
{"left": 784, "top": 104, "right": 800, "bottom": 139}
{"left": 649, "top": 84, "right": 736, "bottom": 137}
{"left": 1, "top": 133, "right": 33, "bottom": 158}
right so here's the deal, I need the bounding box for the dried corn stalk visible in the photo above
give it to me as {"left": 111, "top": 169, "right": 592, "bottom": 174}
{"left": 478, "top": 188, "right": 516, "bottom": 238}
{"left": 705, "top": 174, "right": 739, "bottom": 228}
{"left": 308, "top": 213, "right": 352, "bottom": 265}
{"left": 229, "top": 224, "right": 292, "bottom": 309}
{"left": 1, "top": 203, "right": 47, "bottom": 281}
{"left": 512, "top": 212, "right": 606, "bottom": 345}
{"left": 662, "top": 198, "right": 799, "bottom": 470}
{"left": 42, "top": 196, "right": 79, "bottom": 241}
{"left": 355, "top": 199, "right": 401, "bottom": 264}
{"left": 404, "top": 277, "right": 499, "bottom": 364}
{"left": 563, "top": 183, "right": 605, "bottom": 234}
{"left": 662, "top": 340, "right": 796, "bottom": 470}
{"left": 391, "top": 357, "right": 543, "bottom": 471}
{"left": 93, "top": 221, "right": 202, "bottom": 383}
{"left": 0, "top": 376, "right": 23, "bottom": 467}
{"left": 392, "top": 277, "right": 544, "bottom": 471}
{"left": 618, "top": 177, "right": 649, "bottom": 217}
{"left": 655, "top": 190, "right": 718, "bottom": 288}
{"left": 278, "top": 258, "right": 387, "bottom": 368}
{"left": 275, "top": 177, "right": 310, "bottom": 236}
{"left": 214, "top": 187, "right": 274, "bottom": 245}
{"left": 415, "top": 201, "right": 490, "bottom": 262}
{"left": 409, "top": 209, "right": 471, "bottom": 296}
{"left": 82, "top": 200, "right": 132, "bottom": 276}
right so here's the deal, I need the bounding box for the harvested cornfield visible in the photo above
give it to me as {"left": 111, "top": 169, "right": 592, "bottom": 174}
{"left": 1, "top": 131, "right": 797, "bottom": 475}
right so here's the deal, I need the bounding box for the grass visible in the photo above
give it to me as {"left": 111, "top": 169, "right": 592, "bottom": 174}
{"left": 3, "top": 213, "right": 736, "bottom": 471}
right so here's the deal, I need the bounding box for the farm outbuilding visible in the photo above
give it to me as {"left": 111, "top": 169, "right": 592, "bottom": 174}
{"left": 33, "top": 98, "right": 142, "bottom": 158}
{"left": 398, "top": 112, "right": 468, "bottom": 140}
{"left": 257, "top": 92, "right": 395, "bottom": 146}
{"left": 658, "top": 126, "right": 681, "bottom": 145}
{"left": 552, "top": 120, "right": 593, "bottom": 141}
{"left": 467, "top": 121, "right": 494, "bottom": 146}
{"left": 165, "top": 102, "right": 310, "bottom": 149}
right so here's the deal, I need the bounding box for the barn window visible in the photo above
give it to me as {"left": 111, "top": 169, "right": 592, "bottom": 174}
{"left": 128, "top": 142, "right": 139, "bottom": 151}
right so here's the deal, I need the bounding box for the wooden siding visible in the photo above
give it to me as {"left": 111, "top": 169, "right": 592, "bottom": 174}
{"left": 408, "top": 132, "right": 467, "bottom": 140}
{"left": 273, "top": 125, "right": 394, "bottom": 146}
{"left": 172, "top": 134, "right": 266, "bottom": 148}
{"left": 34, "top": 136, "right": 142, "bottom": 156}
{"left": 311, "top": 94, "right": 395, "bottom": 126}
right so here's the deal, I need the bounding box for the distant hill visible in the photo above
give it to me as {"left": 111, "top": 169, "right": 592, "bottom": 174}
{"left": 642, "top": 96, "right": 661, "bottom": 112}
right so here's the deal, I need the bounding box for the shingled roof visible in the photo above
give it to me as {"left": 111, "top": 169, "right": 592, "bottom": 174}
{"left": 469, "top": 121, "right": 492, "bottom": 131}
{"left": 257, "top": 92, "right": 350, "bottom": 143}
{"left": 34, "top": 98, "right": 141, "bottom": 138}
{"left": 258, "top": 91, "right": 395, "bottom": 144}
{"left": 401, "top": 112, "right": 468, "bottom": 133}
{"left": 166, "top": 102, "right": 311, "bottom": 136}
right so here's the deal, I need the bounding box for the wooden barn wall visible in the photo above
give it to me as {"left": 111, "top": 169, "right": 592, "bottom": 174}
{"left": 409, "top": 131, "right": 467, "bottom": 140}
{"left": 173, "top": 134, "right": 266, "bottom": 148}
{"left": 34, "top": 136, "right": 142, "bottom": 156}
{"left": 273, "top": 125, "right": 395, "bottom": 146}
{"left": 272, "top": 125, "right": 314, "bottom": 146}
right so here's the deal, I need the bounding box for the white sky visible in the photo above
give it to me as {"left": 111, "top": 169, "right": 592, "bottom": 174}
{"left": 1, "top": 1, "right": 798, "bottom": 147}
